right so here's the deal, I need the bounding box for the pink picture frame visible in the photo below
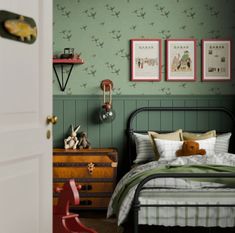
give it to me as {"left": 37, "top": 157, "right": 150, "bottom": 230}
{"left": 166, "top": 39, "right": 197, "bottom": 81}
{"left": 202, "top": 39, "right": 231, "bottom": 81}
{"left": 130, "top": 39, "right": 161, "bottom": 81}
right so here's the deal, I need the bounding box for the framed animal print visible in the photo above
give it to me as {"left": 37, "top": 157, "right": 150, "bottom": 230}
{"left": 130, "top": 39, "right": 161, "bottom": 81}
{"left": 166, "top": 39, "right": 196, "bottom": 81}
{"left": 202, "top": 39, "right": 231, "bottom": 81}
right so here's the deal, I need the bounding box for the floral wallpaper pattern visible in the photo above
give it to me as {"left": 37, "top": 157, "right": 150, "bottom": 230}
{"left": 53, "top": 0, "right": 235, "bottom": 95}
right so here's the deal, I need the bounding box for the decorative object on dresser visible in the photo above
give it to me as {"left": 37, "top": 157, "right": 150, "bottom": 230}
{"left": 64, "top": 125, "right": 80, "bottom": 150}
{"left": 53, "top": 148, "right": 118, "bottom": 209}
{"left": 77, "top": 131, "right": 91, "bottom": 149}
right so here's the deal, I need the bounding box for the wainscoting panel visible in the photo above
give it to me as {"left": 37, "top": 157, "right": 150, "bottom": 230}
{"left": 53, "top": 95, "right": 235, "bottom": 177}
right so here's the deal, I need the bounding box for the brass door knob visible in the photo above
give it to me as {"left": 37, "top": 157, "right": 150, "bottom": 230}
{"left": 47, "top": 115, "right": 58, "bottom": 125}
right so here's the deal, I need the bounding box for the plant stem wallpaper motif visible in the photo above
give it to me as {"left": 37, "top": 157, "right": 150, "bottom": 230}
{"left": 53, "top": 0, "right": 235, "bottom": 95}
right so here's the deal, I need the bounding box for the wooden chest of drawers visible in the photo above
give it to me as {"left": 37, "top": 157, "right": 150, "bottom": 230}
{"left": 53, "top": 148, "right": 118, "bottom": 209}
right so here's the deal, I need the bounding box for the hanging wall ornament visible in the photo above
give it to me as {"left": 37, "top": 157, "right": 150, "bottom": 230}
{"left": 99, "top": 79, "right": 116, "bottom": 123}
{"left": 0, "top": 10, "right": 37, "bottom": 44}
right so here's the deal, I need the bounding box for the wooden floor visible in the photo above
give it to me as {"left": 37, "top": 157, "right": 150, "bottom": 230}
{"left": 76, "top": 210, "right": 235, "bottom": 233}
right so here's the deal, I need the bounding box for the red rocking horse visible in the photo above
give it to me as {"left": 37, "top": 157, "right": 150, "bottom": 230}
{"left": 53, "top": 179, "right": 97, "bottom": 233}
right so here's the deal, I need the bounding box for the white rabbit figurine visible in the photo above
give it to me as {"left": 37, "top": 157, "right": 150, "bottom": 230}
{"left": 64, "top": 125, "right": 80, "bottom": 149}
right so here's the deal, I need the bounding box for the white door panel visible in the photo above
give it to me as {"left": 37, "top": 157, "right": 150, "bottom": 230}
{"left": 0, "top": 0, "right": 52, "bottom": 232}
{"left": 0, "top": 157, "right": 39, "bottom": 233}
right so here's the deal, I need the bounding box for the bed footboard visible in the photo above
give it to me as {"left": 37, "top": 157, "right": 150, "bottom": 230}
{"left": 133, "top": 173, "right": 235, "bottom": 233}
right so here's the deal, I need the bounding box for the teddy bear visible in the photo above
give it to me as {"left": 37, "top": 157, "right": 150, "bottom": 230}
{"left": 78, "top": 131, "right": 91, "bottom": 149}
{"left": 176, "top": 140, "right": 206, "bottom": 157}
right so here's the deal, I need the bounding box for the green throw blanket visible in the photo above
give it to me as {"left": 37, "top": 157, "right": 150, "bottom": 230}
{"left": 112, "top": 164, "right": 235, "bottom": 215}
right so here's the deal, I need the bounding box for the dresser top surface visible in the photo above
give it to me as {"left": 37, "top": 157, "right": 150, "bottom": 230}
{"left": 53, "top": 148, "right": 117, "bottom": 153}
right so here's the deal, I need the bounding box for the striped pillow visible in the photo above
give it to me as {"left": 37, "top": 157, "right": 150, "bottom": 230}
{"left": 215, "top": 133, "right": 231, "bottom": 154}
{"left": 133, "top": 133, "right": 155, "bottom": 164}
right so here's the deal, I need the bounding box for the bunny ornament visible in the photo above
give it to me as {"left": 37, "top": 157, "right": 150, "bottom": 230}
{"left": 64, "top": 125, "right": 80, "bottom": 149}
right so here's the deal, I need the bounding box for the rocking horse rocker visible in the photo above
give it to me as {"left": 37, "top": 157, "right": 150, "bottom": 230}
{"left": 53, "top": 179, "right": 97, "bottom": 233}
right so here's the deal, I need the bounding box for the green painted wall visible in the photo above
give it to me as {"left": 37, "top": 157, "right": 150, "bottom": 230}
{"left": 53, "top": 0, "right": 235, "bottom": 95}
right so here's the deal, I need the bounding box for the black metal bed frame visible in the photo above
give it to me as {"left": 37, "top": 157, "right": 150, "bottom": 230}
{"left": 126, "top": 107, "right": 235, "bottom": 233}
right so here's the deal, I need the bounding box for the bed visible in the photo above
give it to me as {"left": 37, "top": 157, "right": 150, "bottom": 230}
{"left": 107, "top": 106, "right": 235, "bottom": 233}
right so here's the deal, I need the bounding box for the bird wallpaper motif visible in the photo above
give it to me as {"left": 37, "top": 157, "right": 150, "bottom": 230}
{"left": 53, "top": 0, "right": 235, "bottom": 95}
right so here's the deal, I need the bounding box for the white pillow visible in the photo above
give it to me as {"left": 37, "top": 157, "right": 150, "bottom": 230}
{"left": 154, "top": 139, "right": 183, "bottom": 161}
{"left": 196, "top": 137, "right": 216, "bottom": 156}
{"left": 133, "top": 133, "right": 155, "bottom": 164}
{"left": 215, "top": 133, "right": 231, "bottom": 154}
{"left": 155, "top": 137, "right": 216, "bottom": 161}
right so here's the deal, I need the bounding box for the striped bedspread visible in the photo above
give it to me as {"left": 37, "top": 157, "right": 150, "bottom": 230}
{"left": 107, "top": 153, "right": 235, "bottom": 227}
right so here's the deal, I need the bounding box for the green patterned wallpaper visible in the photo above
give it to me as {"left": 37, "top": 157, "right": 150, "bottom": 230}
{"left": 53, "top": 0, "right": 235, "bottom": 95}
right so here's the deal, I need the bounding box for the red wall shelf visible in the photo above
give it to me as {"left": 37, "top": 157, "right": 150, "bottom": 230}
{"left": 53, "top": 58, "right": 84, "bottom": 91}
{"left": 53, "top": 58, "right": 84, "bottom": 64}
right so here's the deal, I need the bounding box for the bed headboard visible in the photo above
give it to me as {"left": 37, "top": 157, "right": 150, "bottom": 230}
{"left": 126, "top": 107, "right": 235, "bottom": 167}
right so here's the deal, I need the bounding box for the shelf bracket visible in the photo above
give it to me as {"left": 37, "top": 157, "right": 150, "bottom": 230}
{"left": 53, "top": 63, "right": 74, "bottom": 92}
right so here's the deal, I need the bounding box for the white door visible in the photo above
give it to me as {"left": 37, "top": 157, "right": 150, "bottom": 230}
{"left": 0, "top": 1, "right": 52, "bottom": 233}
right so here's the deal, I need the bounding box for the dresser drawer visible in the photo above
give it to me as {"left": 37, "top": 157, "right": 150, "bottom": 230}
{"left": 53, "top": 166, "right": 115, "bottom": 178}
{"left": 53, "top": 197, "right": 110, "bottom": 209}
{"left": 53, "top": 182, "right": 114, "bottom": 193}
{"left": 53, "top": 148, "right": 118, "bottom": 209}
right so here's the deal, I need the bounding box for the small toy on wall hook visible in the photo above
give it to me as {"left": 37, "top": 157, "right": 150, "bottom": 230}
{"left": 64, "top": 125, "right": 80, "bottom": 149}
{"left": 4, "top": 15, "right": 37, "bottom": 42}
{"left": 0, "top": 10, "right": 37, "bottom": 44}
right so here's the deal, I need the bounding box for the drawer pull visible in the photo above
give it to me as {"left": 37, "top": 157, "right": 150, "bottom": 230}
{"left": 111, "top": 162, "right": 117, "bottom": 167}
{"left": 87, "top": 162, "right": 95, "bottom": 175}
{"left": 81, "top": 184, "right": 92, "bottom": 191}
{"left": 80, "top": 200, "right": 92, "bottom": 206}
{"left": 55, "top": 184, "right": 82, "bottom": 193}
{"left": 54, "top": 187, "right": 63, "bottom": 193}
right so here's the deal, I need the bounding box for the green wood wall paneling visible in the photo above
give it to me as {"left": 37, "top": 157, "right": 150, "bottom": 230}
{"left": 136, "top": 100, "right": 149, "bottom": 131}
{"left": 185, "top": 100, "right": 197, "bottom": 131}
{"left": 197, "top": 100, "right": 209, "bottom": 132}
{"left": 99, "top": 120, "right": 112, "bottom": 148}
{"left": 87, "top": 100, "right": 101, "bottom": 148}
{"left": 148, "top": 100, "right": 161, "bottom": 131}
{"left": 76, "top": 100, "right": 88, "bottom": 134}
{"left": 112, "top": 100, "right": 125, "bottom": 149}
{"left": 53, "top": 99, "right": 64, "bottom": 147}
{"left": 209, "top": 99, "right": 223, "bottom": 132}
{"left": 63, "top": 100, "right": 76, "bottom": 137}
{"left": 160, "top": 100, "right": 173, "bottom": 131}
{"left": 172, "top": 100, "right": 185, "bottom": 130}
